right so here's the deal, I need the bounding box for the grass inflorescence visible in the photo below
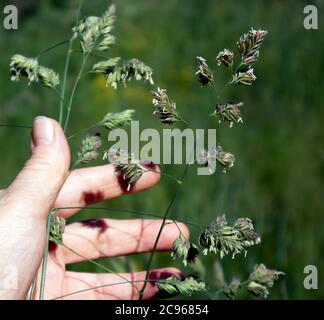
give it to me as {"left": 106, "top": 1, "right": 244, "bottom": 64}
{"left": 8, "top": 1, "right": 283, "bottom": 300}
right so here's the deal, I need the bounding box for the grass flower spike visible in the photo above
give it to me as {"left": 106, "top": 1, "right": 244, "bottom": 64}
{"left": 215, "top": 146, "right": 235, "bottom": 173}
{"left": 196, "top": 56, "right": 214, "bottom": 86}
{"left": 37, "top": 66, "right": 60, "bottom": 88}
{"left": 171, "top": 235, "right": 199, "bottom": 266}
{"left": 247, "top": 263, "right": 284, "bottom": 299}
{"left": 197, "top": 149, "right": 216, "bottom": 174}
{"left": 237, "top": 28, "right": 268, "bottom": 65}
{"left": 92, "top": 57, "right": 121, "bottom": 89}
{"left": 96, "top": 5, "right": 117, "bottom": 51}
{"left": 157, "top": 276, "right": 206, "bottom": 296}
{"left": 231, "top": 67, "right": 256, "bottom": 85}
{"left": 10, "top": 54, "right": 59, "bottom": 88}
{"left": 73, "top": 16, "right": 99, "bottom": 38}
{"left": 105, "top": 149, "right": 148, "bottom": 191}
{"left": 199, "top": 215, "right": 260, "bottom": 258}
{"left": 120, "top": 59, "right": 154, "bottom": 85}
{"left": 10, "top": 54, "right": 39, "bottom": 85}
{"left": 216, "top": 49, "right": 234, "bottom": 68}
{"left": 223, "top": 279, "right": 241, "bottom": 299}
{"left": 234, "top": 218, "right": 261, "bottom": 246}
{"left": 49, "top": 210, "right": 65, "bottom": 244}
{"left": 247, "top": 281, "right": 270, "bottom": 298}
{"left": 73, "top": 5, "right": 116, "bottom": 53}
{"left": 93, "top": 58, "right": 153, "bottom": 89}
{"left": 101, "top": 109, "right": 135, "bottom": 130}
{"left": 197, "top": 146, "right": 235, "bottom": 173}
{"left": 212, "top": 102, "right": 244, "bottom": 127}
{"left": 249, "top": 264, "right": 284, "bottom": 288}
{"left": 220, "top": 264, "right": 284, "bottom": 299}
{"left": 152, "top": 87, "right": 181, "bottom": 125}
{"left": 92, "top": 57, "right": 121, "bottom": 74}
{"left": 77, "top": 134, "right": 103, "bottom": 164}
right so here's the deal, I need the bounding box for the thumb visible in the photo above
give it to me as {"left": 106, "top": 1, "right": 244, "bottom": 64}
{"left": 4, "top": 116, "right": 70, "bottom": 220}
{"left": 0, "top": 116, "right": 70, "bottom": 299}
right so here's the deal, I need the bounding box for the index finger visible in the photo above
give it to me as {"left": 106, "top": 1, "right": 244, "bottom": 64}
{"left": 55, "top": 163, "right": 160, "bottom": 218}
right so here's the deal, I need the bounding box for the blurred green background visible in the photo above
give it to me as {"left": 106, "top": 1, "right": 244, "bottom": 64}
{"left": 0, "top": 0, "right": 323, "bottom": 299}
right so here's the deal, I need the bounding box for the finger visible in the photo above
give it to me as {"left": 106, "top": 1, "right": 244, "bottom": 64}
{"left": 0, "top": 116, "right": 70, "bottom": 299}
{"left": 2, "top": 116, "right": 70, "bottom": 221}
{"left": 59, "top": 268, "right": 183, "bottom": 300}
{"left": 55, "top": 163, "right": 160, "bottom": 218}
{"left": 56, "top": 219, "right": 189, "bottom": 264}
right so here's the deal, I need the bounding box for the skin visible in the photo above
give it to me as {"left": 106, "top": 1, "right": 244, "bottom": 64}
{"left": 0, "top": 117, "right": 189, "bottom": 300}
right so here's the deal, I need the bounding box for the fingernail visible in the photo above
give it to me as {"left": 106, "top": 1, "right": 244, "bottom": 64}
{"left": 32, "top": 116, "right": 54, "bottom": 146}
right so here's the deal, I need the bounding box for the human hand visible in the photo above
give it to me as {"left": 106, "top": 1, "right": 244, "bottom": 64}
{"left": 0, "top": 116, "right": 188, "bottom": 300}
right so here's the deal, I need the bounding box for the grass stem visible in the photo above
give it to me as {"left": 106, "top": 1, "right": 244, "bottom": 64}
{"left": 37, "top": 40, "right": 70, "bottom": 59}
{"left": 28, "top": 274, "right": 37, "bottom": 300}
{"left": 59, "top": 0, "right": 83, "bottom": 126}
{"left": 67, "top": 123, "right": 100, "bottom": 140}
{"left": 39, "top": 209, "right": 55, "bottom": 300}
{"left": 59, "top": 38, "right": 74, "bottom": 126}
{"left": 61, "top": 243, "right": 139, "bottom": 294}
{"left": 138, "top": 162, "right": 191, "bottom": 299}
{"left": 64, "top": 52, "right": 89, "bottom": 132}
{"left": 55, "top": 205, "right": 208, "bottom": 228}
{"left": 52, "top": 279, "right": 162, "bottom": 300}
